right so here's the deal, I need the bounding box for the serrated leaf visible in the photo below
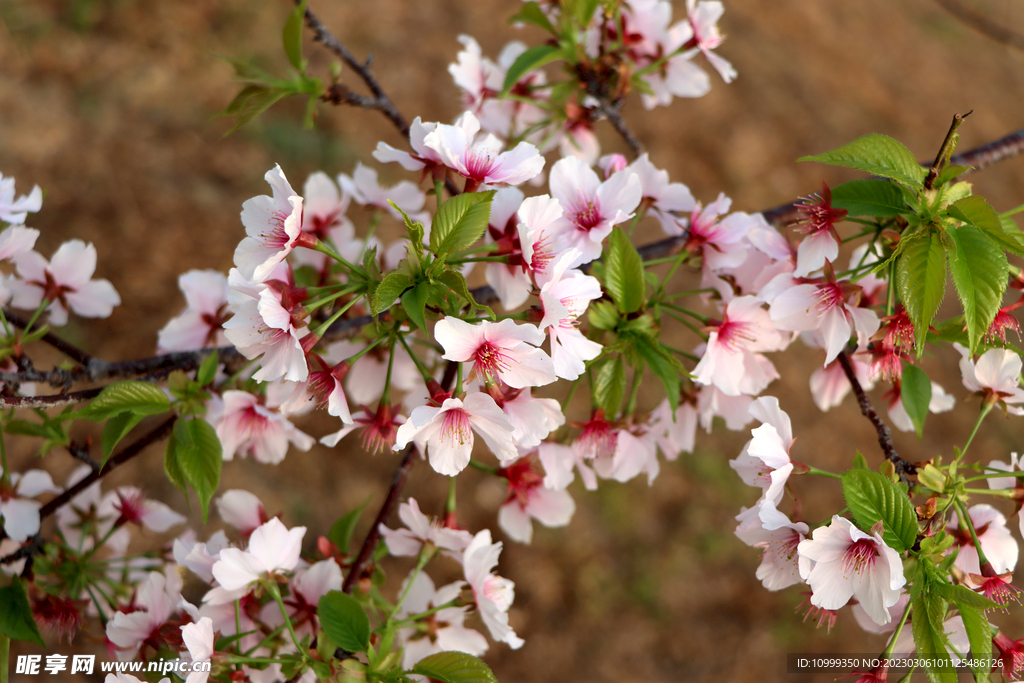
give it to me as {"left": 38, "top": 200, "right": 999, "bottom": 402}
{"left": 946, "top": 223, "right": 1008, "bottom": 354}
{"left": 588, "top": 300, "right": 619, "bottom": 331}
{"left": 328, "top": 501, "right": 368, "bottom": 555}
{"left": 0, "top": 577, "right": 44, "bottom": 646}
{"left": 318, "top": 591, "right": 370, "bottom": 653}
{"left": 991, "top": 215, "right": 1024, "bottom": 258}
{"left": 840, "top": 469, "right": 918, "bottom": 552}
{"left": 372, "top": 272, "right": 412, "bottom": 315}
{"left": 951, "top": 196, "right": 1024, "bottom": 257}
{"left": 911, "top": 593, "right": 956, "bottom": 683}
{"left": 799, "top": 134, "right": 926, "bottom": 188}
{"left": 401, "top": 284, "right": 430, "bottom": 332}
{"left": 173, "top": 418, "right": 222, "bottom": 523}
{"left": 501, "top": 45, "right": 561, "bottom": 94}
{"left": 77, "top": 381, "right": 171, "bottom": 421}
{"left": 593, "top": 356, "right": 626, "bottom": 418}
{"left": 935, "top": 163, "right": 972, "bottom": 188}
{"left": 283, "top": 0, "right": 308, "bottom": 71}
{"left": 829, "top": 179, "right": 908, "bottom": 217}
{"left": 509, "top": 1, "right": 556, "bottom": 33}
{"left": 413, "top": 651, "right": 498, "bottom": 683}
{"left": 954, "top": 602, "right": 992, "bottom": 683}
{"left": 896, "top": 231, "right": 946, "bottom": 353}
{"left": 438, "top": 269, "right": 494, "bottom": 319}
{"left": 934, "top": 582, "right": 1000, "bottom": 610}
{"left": 899, "top": 363, "right": 931, "bottom": 440}
{"left": 633, "top": 334, "right": 684, "bottom": 411}
{"left": 431, "top": 191, "right": 496, "bottom": 257}
{"left": 605, "top": 227, "right": 645, "bottom": 314}
{"left": 100, "top": 411, "right": 145, "bottom": 466}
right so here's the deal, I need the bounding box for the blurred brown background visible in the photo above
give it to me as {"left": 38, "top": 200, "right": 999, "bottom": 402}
{"left": 2, "top": 0, "right": 1024, "bottom": 681}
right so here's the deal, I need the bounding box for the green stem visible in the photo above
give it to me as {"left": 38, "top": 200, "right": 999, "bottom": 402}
{"left": 624, "top": 365, "right": 643, "bottom": 418}
{"left": 0, "top": 422, "right": 9, "bottom": 489}
{"left": 651, "top": 249, "right": 691, "bottom": 302}
{"left": 391, "top": 545, "right": 435, "bottom": 621}
{"left": 314, "top": 241, "right": 366, "bottom": 278}
{"left": 267, "top": 581, "right": 307, "bottom": 656}
{"left": 21, "top": 299, "right": 50, "bottom": 340}
{"left": 467, "top": 458, "right": 499, "bottom": 475}
{"left": 804, "top": 465, "right": 843, "bottom": 480}
{"left": 662, "top": 307, "right": 709, "bottom": 341}
{"left": 434, "top": 179, "right": 445, "bottom": 213}
{"left": 882, "top": 600, "right": 913, "bottom": 659}
{"left": 960, "top": 403, "right": 993, "bottom": 459}
{"left": 660, "top": 343, "right": 700, "bottom": 362}
{"left": 963, "top": 487, "right": 1014, "bottom": 497}
{"left": 387, "top": 599, "right": 460, "bottom": 628}
{"left": 398, "top": 333, "right": 435, "bottom": 385}
{"left": 446, "top": 476, "right": 457, "bottom": 514}
{"left": 311, "top": 295, "right": 365, "bottom": 339}
{"left": 954, "top": 497, "right": 991, "bottom": 569}
{"left": 454, "top": 362, "right": 463, "bottom": 396}
{"left": 448, "top": 255, "right": 510, "bottom": 264}
{"left": 379, "top": 337, "right": 397, "bottom": 406}
{"left": 962, "top": 471, "right": 1024, "bottom": 483}
{"left": 664, "top": 287, "right": 717, "bottom": 300}
{"left": 342, "top": 334, "right": 387, "bottom": 366}
{"left": 1001, "top": 203, "right": 1024, "bottom": 218}
{"left": 0, "top": 634, "right": 8, "bottom": 683}
{"left": 659, "top": 301, "right": 709, "bottom": 323}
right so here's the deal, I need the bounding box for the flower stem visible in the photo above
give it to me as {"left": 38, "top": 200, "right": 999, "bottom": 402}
{"left": 267, "top": 581, "right": 307, "bottom": 657}
{"left": 311, "top": 295, "right": 365, "bottom": 338}
{"left": 882, "top": 599, "right": 913, "bottom": 659}
{"left": 804, "top": 465, "right": 842, "bottom": 480}
{"left": 467, "top": 458, "right": 499, "bottom": 475}
{"left": 314, "top": 241, "right": 367, "bottom": 278}
{"left": 954, "top": 497, "right": 991, "bottom": 569}
{"left": 960, "top": 403, "right": 993, "bottom": 459}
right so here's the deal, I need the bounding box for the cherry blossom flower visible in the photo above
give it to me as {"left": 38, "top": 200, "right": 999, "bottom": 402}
{"left": 517, "top": 194, "right": 564, "bottom": 281}
{"left": 697, "top": 385, "right": 755, "bottom": 433}
{"left": 648, "top": 397, "right": 697, "bottom": 459}
{"left": 628, "top": 154, "right": 696, "bottom": 235}
{"left": 9, "top": 240, "right": 121, "bottom": 326}
{"left": 55, "top": 465, "right": 130, "bottom": 556}
{"left": 0, "top": 225, "right": 39, "bottom": 263}
{"left": 423, "top": 111, "right": 544, "bottom": 191}
{"left": 591, "top": 426, "right": 661, "bottom": 485}
{"left": 685, "top": 0, "right": 736, "bottom": 83}
{"left": 548, "top": 156, "right": 641, "bottom": 265}
{"left": 396, "top": 572, "right": 488, "bottom": 668}
{"left": 435, "top": 317, "right": 555, "bottom": 389}
{"left": 0, "top": 467, "right": 60, "bottom": 542}
{"left": 797, "top": 516, "right": 906, "bottom": 625}
{"left": 729, "top": 396, "right": 796, "bottom": 529}
{"left": 946, "top": 504, "right": 1018, "bottom": 575}
{"left": 209, "top": 391, "right": 315, "bottom": 465}
{"left": 338, "top": 162, "right": 428, "bottom": 222}
{"left": 215, "top": 489, "right": 269, "bottom": 537}
{"left": 809, "top": 353, "right": 874, "bottom": 412}
{"left": 993, "top": 631, "right": 1024, "bottom": 681}
{"left": 537, "top": 440, "right": 598, "bottom": 491}
{"left": 734, "top": 508, "right": 808, "bottom": 590}
{"left": 496, "top": 457, "right": 575, "bottom": 544}
{"left": 484, "top": 187, "right": 532, "bottom": 311}
{"left": 886, "top": 380, "right": 954, "bottom": 433}
{"left": 100, "top": 487, "right": 186, "bottom": 533}
{"left": 180, "top": 617, "right": 215, "bottom": 683}
{"left": 0, "top": 173, "right": 42, "bottom": 224}
{"left": 157, "top": 270, "right": 230, "bottom": 352}
{"left": 374, "top": 117, "right": 444, "bottom": 173}
{"left": 380, "top": 498, "right": 473, "bottom": 557}
{"left": 693, "top": 295, "right": 787, "bottom": 396}
{"left": 793, "top": 183, "right": 846, "bottom": 278}
{"left": 259, "top": 559, "right": 343, "bottom": 638}
{"left": 223, "top": 276, "right": 309, "bottom": 383}
{"left": 954, "top": 343, "right": 1024, "bottom": 414}
{"left": 320, "top": 403, "right": 406, "bottom": 453}
{"left": 496, "top": 387, "right": 565, "bottom": 449}
{"left": 173, "top": 530, "right": 230, "bottom": 584}
{"left": 300, "top": 171, "right": 350, "bottom": 239}
{"left": 394, "top": 393, "right": 517, "bottom": 476}
{"left": 462, "top": 529, "right": 524, "bottom": 649}
{"left": 538, "top": 250, "right": 603, "bottom": 380}
{"left": 235, "top": 165, "right": 315, "bottom": 282}
{"left": 208, "top": 517, "right": 306, "bottom": 601}
{"left": 106, "top": 569, "right": 184, "bottom": 658}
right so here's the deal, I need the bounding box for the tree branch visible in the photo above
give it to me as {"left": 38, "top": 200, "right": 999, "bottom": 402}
{"left": 3, "top": 309, "right": 94, "bottom": 367}
{"left": 934, "top": 0, "right": 1024, "bottom": 52}
{"left": 595, "top": 101, "right": 644, "bottom": 158}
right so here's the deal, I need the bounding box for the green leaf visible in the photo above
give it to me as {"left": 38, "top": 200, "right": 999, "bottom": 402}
{"left": 372, "top": 272, "right": 412, "bottom": 315}
{"left": 851, "top": 452, "right": 868, "bottom": 469}
{"left": 218, "top": 84, "right": 290, "bottom": 135}
{"left": 0, "top": 577, "right": 44, "bottom": 646}
{"left": 164, "top": 429, "right": 188, "bottom": 495}
{"left": 501, "top": 45, "right": 561, "bottom": 94}
{"left": 592, "top": 356, "right": 626, "bottom": 418}
{"left": 946, "top": 223, "right": 1009, "bottom": 354}
{"left": 431, "top": 191, "right": 496, "bottom": 257}
{"left": 173, "top": 418, "right": 222, "bottom": 523}
{"left": 911, "top": 593, "right": 956, "bottom": 683}
{"left": 799, "top": 134, "right": 926, "bottom": 188}
{"left": 829, "top": 179, "right": 908, "bottom": 217}
{"left": 604, "top": 227, "right": 645, "bottom": 314}
{"left": 934, "top": 164, "right": 972, "bottom": 188}
{"left": 77, "top": 380, "right": 171, "bottom": 421}
{"left": 588, "top": 300, "right": 619, "bottom": 331}
{"left": 840, "top": 469, "right": 918, "bottom": 552}
{"left": 950, "top": 196, "right": 1024, "bottom": 258}
{"left": 401, "top": 284, "right": 430, "bottom": 332}
{"left": 283, "top": 0, "right": 309, "bottom": 71}
{"left": 633, "top": 334, "right": 685, "bottom": 411}
{"left": 565, "top": 0, "right": 601, "bottom": 26}
{"left": 954, "top": 602, "right": 992, "bottom": 683}
{"left": 328, "top": 501, "right": 368, "bottom": 555}
{"left": 990, "top": 215, "right": 1024, "bottom": 258}
{"left": 100, "top": 411, "right": 145, "bottom": 466}
{"left": 318, "top": 590, "right": 370, "bottom": 654}
{"left": 896, "top": 231, "right": 946, "bottom": 353}
{"left": 509, "top": 1, "right": 557, "bottom": 33}
{"left": 412, "top": 651, "right": 498, "bottom": 683}
{"left": 899, "top": 363, "right": 931, "bottom": 440}
{"left": 196, "top": 350, "right": 220, "bottom": 387}
{"left": 934, "top": 582, "right": 1000, "bottom": 610}
{"left": 438, "top": 269, "right": 494, "bottom": 319}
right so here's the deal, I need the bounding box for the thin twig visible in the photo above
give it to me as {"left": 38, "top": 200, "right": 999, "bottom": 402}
{"left": 835, "top": 351, "right": 916, "bottom": 483}
{"left": 934, "top": 0, "right": 1024, "bottom": 51}
{"left": 4, "top": 309, "right": 94, "bottom": 367}
{"left": 596, "top": 101, "right": 644, "bottom": 157}
{"left": 0, "top": 387, "right": 103, "bottom": 409}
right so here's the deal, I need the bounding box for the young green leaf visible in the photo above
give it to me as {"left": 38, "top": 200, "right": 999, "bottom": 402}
{"left": 934, "top": 164, "right": 973, "bottom": 188}
{"left": 77, "top": 380, "right": 171, "bottom": 421}
{"left": 593, "top": 356, "right": 626, "bottom": 418}
{"left": 0, "top": 577, "right": 45, "bottom": 646}
{"left": 327, "top": 501, "right": 369, "bottom": 555}
{"left": 100, "top": 411, "right": 145, "bottom": 466}
{"left": 509, "top": 1, "right": 557, "bottom": 34}
{"left": 172, "top": 418, "right": 223, "bottom": 523}
{"left": 431, "top": 191, "right": 496, "bottom": 257}
{"left": 633, "top": 334, "right": 685, "bottom": 411}
{"left": 196, "top": 350, "right": 220, "bottom": 387}
{"left": 438, "top": 269, "right": 495, "bottom": 319}
{"left": 604, "top": 227, "right": 645, "bottom": 314}
{"left": 949, "top": 196, "right": 1024, "bottom": 258}
{"left": 946, "top": 223, "right": 1008, "bottom": 354}
{"left": 799, "top": 134, "right": 926, "bottom": 188}
{"left": 840, "top": 469, "right": 918, "bottom": 552}
{"left": 412, "top": 651, "right": 498, "bottom": 683}
{"left": 501, "top": 45, "right": 561, "bottom": 94}
{"left": 829, "top": 179, "right": 908, "bottom": 217}
{"left": 402, "top": 284, "right": 431, "bottom": 332}
{"left": 953, "top": 601, "right": 993, "bottom": 683}
{"left": 910, "top": 592, "right": 956, "bottom": 683}
{"left": 164, "top": 429, "right": 188, "bottom": 495}
{"left": 218, "top": 84, "right": 290, "bottom": 135}
{"left": 899, "top": 363, "right": 932, "bottom": 440}
{"left": 372, "top": 272, "right": 412, "bottom": 315}
{"left": 318, "top": 591, "right": 371, "bottom": 654}
{"left": 896, "top": 232, "right": 946, "bottom": 353}
{"left": 283, "top": 0, "right": 309, "bottom": 71}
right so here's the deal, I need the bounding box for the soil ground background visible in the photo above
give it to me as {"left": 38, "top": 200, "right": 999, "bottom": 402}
{"left": 1, "top": 0, "right": 1024, "bottom": 681}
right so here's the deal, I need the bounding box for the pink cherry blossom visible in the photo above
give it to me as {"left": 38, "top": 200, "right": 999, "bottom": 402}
{"left": 210, "top": 391, "right": 315, "bottom": 465}
{"left": 685, "top": 0, "right": 736, "bottom": 83}
{"left": 106, "top": 569, "right": 183, "bottom": 657}
{"left": 173, "top": 530, "right": 229, "bottom": 584}
{"left": 628, "top": 154, "right": 696, "bottom": 235}
{"left": 374, "top": 117, "right": 444, "bottom": 172}
{"left": 462, "top": 529, "right": 523, "bottom": 649}
{"left": 0, "top": 467, "right": 60, "bottom": 541}
{"left": 946, "top": 504, "right": 1018, "bottom": 575}
{"left": 0, "top": 173, "right": 42, "bottom": 224}
{"left": 423, "top": 111, "right": 544, "bottom": 190}
{"left": 180, "top": 617, "right": 215, "bottom": 683}
{"left": 538, "top": 250, "right": 603, "bottom": 380}
{"left": 792, "top": 183, "right": 846, "bottom": 277}
{"left": 300, "top": 171, "right": 350, "bottom": 239}
{"left": 99, "top": 486, "right": 186, "bottom": 533}
{"left": 215, "top": 489, "right": 268, "bottom": 536}
{"left": 396, "top": 572, "right": 488, "bottom": 668}
{"left": 394, "top": 393, "right": 517, "bottom": 475}
{"left": 734, "top": 507, "right": 808, "bottom": 591}
{"left": 495, "top": 387, "right": 565, "bottom": 449}
{"left": 235, "top": 165, "right": 315, "bottom": 283}
{"left": 693, "top": 295, "right": 786, "bottom": 396}
{"left": 648, "top": 397, "right": 697, "bottom": 460}
{"left": 338, "top": 162, "right": 427, "bottom": 222}
{"left": 223, "top": 277, "right": 309, "bottom": 383}
{"left": 548, "top": 156, "right": 642, "bottom": 265}
{"left": 435, "top": 317, "right": 555, "bottom": 389}
{"left": 769, "top": 278, "right": 879, "bottom": 365}
{"left": 591, "top": 427, "right": 660, "bottom": 485}
{"left": 729, "top": 396, "right": 795, "bottom": 529}
{"left": 517, "top": 194, "right": 564, "bottom": 281}
{"left": 497, "top": 457, "right": 575, "bottom": 543}
{"left": 954, "top": 343, "right": 1024, "bottom": 413}
{"left": 380, "top": 498, "right": 473, "bottom": 557}
{"left": 809, "top": 353, "right": 874, "bottom": 412}
{"left": 484, "top": 187, "right": 532, "bottom": 311}
{"left": 157, "top": 270, "right": 230, "bottom": 352}
{"left": 9, "top": 240, "right": 121, "bottom": 326}
{"left": 0, "top": 225, "right": 39, "bottom": 262}
{"left": 797, "top": 516, "right": 906, "bottom": 625}
{"left": 208, "top": 517, "right": 306, "bottom": 600}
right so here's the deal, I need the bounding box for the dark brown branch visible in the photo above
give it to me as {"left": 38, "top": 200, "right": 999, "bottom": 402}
{"left": 835, "top": 351, "right": 916, "bottom": 482}
{"left": 934, "top": 0, "right": 1024, "bottom": 51}
{"left": 924, "top": 111, "right": 971, "bottom": 190}
{"left": 0, "top": 387, "right": 102, "bottom": 409}
{"left": 595, "top": 101, "right": 644, "bottom": 158}
{"left": 299, "top": 2, "right": 409, "bottom": 138}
